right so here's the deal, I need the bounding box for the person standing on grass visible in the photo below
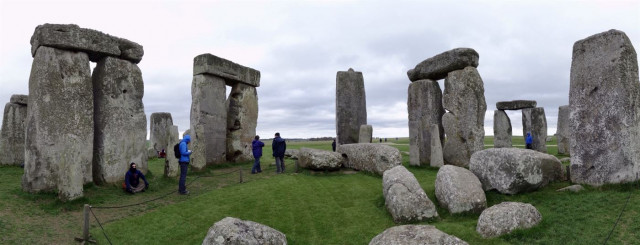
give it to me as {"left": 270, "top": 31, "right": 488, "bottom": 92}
{"left": 178, "top": 134, "right": 192, "bottom": 195}
{"left": 123, "top": 162, "right": 149, "bottom": 194}
{"left": 251, "top": 135, "right": 265, "bottom": 174}
{"left": 332, "top": 139, "right": 336, "bottom": 152}
{"left": 272, "top": 132, "right": 287, "bottom": 173}
{"left": 525, "top": 132, "right": 533, "bottom": 149}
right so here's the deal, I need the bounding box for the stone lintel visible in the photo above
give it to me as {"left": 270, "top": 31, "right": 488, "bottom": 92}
{"left": 193, "top": 53, "right": 260, "bottom": 87}
{"left": 10, "top": 94, "right": 28, "bottom": 105}
{"left": 496, "top": 100, "right": 537, "bottom": 110}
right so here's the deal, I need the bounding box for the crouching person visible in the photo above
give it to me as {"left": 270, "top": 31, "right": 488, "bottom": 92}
{"left": 123, "top": 162, "right": 149, "bottom": 194}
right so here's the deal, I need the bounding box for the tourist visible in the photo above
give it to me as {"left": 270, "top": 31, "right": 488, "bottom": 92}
{"left": 525, "top": 132, "right": 533, "bottom": 149}
{"left": 123, "top": 162, "right": 148, "bottom": 194}
{"left": 251, "top": 135, "right": 265, "bottom": 174}
{"left": 178, "top": 135, "right": 192, "bottom": 195}
{"left": 159, "top": 148, "right": 166, "bottom": 158}
{"left": 332, "top": 139, "right": 336, "bottom": 152}
{"left": 272, "top": 132, "right": 286, "bottom": 173}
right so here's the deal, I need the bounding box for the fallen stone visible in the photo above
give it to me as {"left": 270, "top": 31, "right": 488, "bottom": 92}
{"left": 383, "top": 166, "right": 438, "bottom": 223}
{"left": 407, "top": 48, "right": 479, "bottom": 81}
{"left": 495, "top": 100, "right": 537, "bottom": 110}
{"left": 476, "top": 202, "right": 542, "bottom": 238}
{"left": 435, "top": 165, "right": 486, "bottom": 214}
{"left": 284, "top": 149, "right": 299, "bottom": 159}
{"left": 191, "top": 74, "right": 227, "bottom": 170}
{"left": 408, "top": 79, "right": 444, "bottom": 166}
{"left": 193, "top": 53, "right": 260, "bottom": 87}
{"left": 0, "top": 95, "right": 28, "bottom": 166}
{"left": 369, "top": 225, "right": 468, "bottom": 245}
{"left": 522, "top": 107, "right": 548, "bottom": 153}
{"left": 338, "top": 143, "right": 401, "bottom": 175}
{"left": 297, "top": 147, "right": 344, "bottom": 170}
{"left": 336, "top": 68, "right": 367, "bottom": 146}
{"left": 202, "top": 217, "right": 287, "bottom": 245}
{"left": 429, "top": 124, "right": 444, "bottom": 167}
{"left": 226, "top": 83, "right": 258, "bottom": 163}
{"left": 358, "top": 124, "right": 373, "bottom": 143}
{"left": 493, "top": 110, "right": 512, "bottom": 148}
{"left": 556, "top": 185, "right": 584, "bottom": 192}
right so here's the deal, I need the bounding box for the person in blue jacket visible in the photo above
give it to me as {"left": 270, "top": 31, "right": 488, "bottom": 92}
{"left": 251, "top": 135, "right": 265, "bottom": 174}
{"left": 525, "top": 132, "right": 533, "bottom": 149}
{"left": 124, "top": 162, "right": 148, "bottom": 194}
{"left": 272, "top": 132, "right": 287, "bottom": 173}
{"left": 178, "top": 135, "right": 192, "bottom": 195}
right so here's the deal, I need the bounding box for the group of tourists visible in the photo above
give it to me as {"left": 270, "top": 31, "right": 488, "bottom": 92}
{"left": 252, "top": 132, "right": 286, "bottom": 174}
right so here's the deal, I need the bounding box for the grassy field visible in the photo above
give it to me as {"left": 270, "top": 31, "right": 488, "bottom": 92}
{"left": 0, "top": 137, "right": 638, "bottom": 244}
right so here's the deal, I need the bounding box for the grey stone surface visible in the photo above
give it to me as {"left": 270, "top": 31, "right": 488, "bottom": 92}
{"left": 165, "top": 125, "right": 180, "bottom": 177}
{"left": 358, "top": 124, "right": 373, "bottom": 143}
{"left": 150, "top": 112, "right": 173, "bottom": 152}
{"left": 383, "top": 166, "right": 438, "bottom": 223}
{"left": 92, "top": 57, "right": 147, "bottom": 184}
{"left": 469, "top": 148, "right": 563, "bottom": 194}
{"left": 408, "top": 79, "right": 444, "bottom": 166}
{"left": 336, "top": 68, "right": 367, "bottom": 146}
{"left": 226, "top": 83, "right": 258, "bottom": 163}
{"left": 193, "top": 53, "right": 260, "bottom": 87}
{"left": 191, "top": 74, "right": 227, "bottom": 170}
{"left": 22, "top": 46, "right": 93, "bottom": 201}
{"left": 369, "top": 225, "right": 468, "bottom": 245}
{"left": 202, "top": 217, "right": 287, "bottom": 245}
{"left": 442, "top": 67, "right": 486, "bottom": 167}
{"left": 407, "top": 48, "right": 479, "bottom": 81}
{"left": 0, "top": 96, "right": 28, "bottom": 165}
{"left": 556, "top": 184, "right": 584, "bottom": 192}
{"left": 429, "top": 124, "right": 444, "bottom": 167}
{"left": 183, "top": 129, "right": 191, "bottom": 138}
{"left": 569, "top": 30, "right": 640, "bottom": 185}
{"left": 297, "top": 147, "right": 344, "bottom": 170}
{"left": 493, "top": 110, "right": 512, "bottom": 148}
{"left": 284, "top": 149, "right": 299, "bottom": 159}
{"left": 30, "top": 23, "right": 143, "bottom": 63}
{"left": 338, "top": 143, "right": 401, "bottom": 175}
{"left": 522, "top": 107, "right": 548, "bottom": 153}
{"left": 495, "top": 100, "right": 537, "bottom": 110}
{"left": 476, "top": 202, "right": 542, "bottom": 238}
{"left": 556, "top": 105, "right": 570, "bottom": 155}
{"left": 435, "top": 165, "right": 486, "bottom": 214}
{"left": 147, "top": 146, "right": 157, "bottom": 159}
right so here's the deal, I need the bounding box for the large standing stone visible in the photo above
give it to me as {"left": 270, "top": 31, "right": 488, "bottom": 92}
{"left": 193, "top": 53, "right": 261, "bottom": 87}
{"left": 338, "top": 143, "right": 401, "bottom": 175}
{"left": 383, "top": 166, "right": 438, "bottom": 223}
{"left": 556, "top": 105, "right": 570, "bottom": 155}
{"left": 469, "top": 148, "right": 563, "bottom": 194}
{"left": 496, "top": 100, "right": 537, "bottom": 110}
{"left": 22, "top": 46, "right": 93, "bottom": 201}
{"left": 476, "top": 202, "right": 542, "bottom": 238}
{"left": 92, "top": 57, "right": 147, "bottom": 184}
{"left": 358, "top": 124, "right": 373, "bottom": 143}
{"left": 493, "top": 110, "right": 512, "bottom": 148}
{"left": 442, "top": 67, "right": 486, "bottom": 167}
{"left": 336, "top": 68, "right": 367, "bottom": 146}
{"left": 522, "top": 107, "right": 548, "bottom": 153}
{"left": 165, "top": 125, "right": 180, "bottom": 177}
{"left": 435, "top": 165, "right": 486, "bottom": 214}
{"left": 226, "top": 83, "right": 258, "bottom": 162}
{"left": 202, "top": 217, "right": 287, "bottom": 245}
{"left": 191, "top": 74, "right": 227, "bottom": 170}
{"left": 570, "top": 29, "right": 640, "bottom": 185}
{"left": 0, "top": 95, "right": 28, "bottom": 165}
{"left": 297, "top": 147, "right": 344, "bottom": 170}
{"left": 429, "top": 124, "right": 444, "bottom": 167}
{"left": 150, "top": 112, "right": 173, "bottom": 152}
{"left": 407, "top": 48, "right": 479, "bottom": 81}
{"left": 369, "top": 225, "right": 468, "bottom": 245}
{"left": 408, "top": 79, "right": 444, "bottom": 166}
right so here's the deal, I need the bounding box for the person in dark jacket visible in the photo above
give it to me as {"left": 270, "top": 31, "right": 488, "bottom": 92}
{"left": 251, "top": 135, "right": 265, "bottom": 174}
{"left": 332, "top": 139, "right": 336, "bottom": 152}
{"left": 525, "top": 132, "right": 533, "bottom": 149}
{"left": 123, "top": 162, "right": 148, "bottom": 194}
{"left": 178, "top": 135, "right": 192, "bottom": 195}
{"left": 272, "top": 132, "right": 286, "bottom": 173}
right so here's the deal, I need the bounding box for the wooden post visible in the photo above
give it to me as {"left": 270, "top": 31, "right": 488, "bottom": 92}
{"left": 75, "top": 204, "right": 95, "bottom": 243}
{"left": 239, "top": 168, "right": 243, "bottom": 183}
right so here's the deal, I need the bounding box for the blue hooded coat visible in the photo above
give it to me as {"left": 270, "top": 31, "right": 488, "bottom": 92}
{"left": 272, "top": 136, "right": 286, "bottom": 157}
{"left": 179, "top": 135, "right": 192, "bottom": 163}
{"left": 525, "top": 133, "right": 533, "bottom": 144}
{"left": 252, "top": 139, "right": 265, "bottom": 158}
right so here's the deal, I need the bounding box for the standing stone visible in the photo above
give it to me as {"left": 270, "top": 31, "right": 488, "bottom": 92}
{"left": 0, "top": 95, "right": 28, "bottom": 165}
{"left": 358, "top": 125, "right": 373, "bottom": 143}
{"left": 408, "top": 79, "right": 444, "bottom": 166}
{"left": 430, "top": 124, "right": 444, "bottom": 167}
{"left": 557, "top": 105, "right": 570, "bottom": 155}
{"left": 493, "top": 110, "right": 512, "bottom": 148}
{"left": 92, "top": 57, "right": 147, "bottom": 184}
{"left": 22, "top": 46, "right": 93, "bottom": 201}
{"left": 383, "top": 165, "right": 439, "bottom": 223}
{"left": 150, "top": 112, "right": 173, "bottom": 152}
{"left": 226, "top": 83, "right": 258, "bottom": 162}
{"left": 442, "top": 67, "right": 486, "bottom": 167}
{"left": 336, "top": 68, "right": 367, "bottom": 146}
{"left": 191, "top": 74, "right": 227, "bottom": 170}
{"left": 407, "top": 48, "right": 479, "bottom": 81}
{"left": 522, "top": 107, "right": 548, "bottom": 153}
{"left": 569, "top": 29, "right": 640, "bottom": 185}
{"left": 165, "top": 125, "right": 179, "bottom": 177}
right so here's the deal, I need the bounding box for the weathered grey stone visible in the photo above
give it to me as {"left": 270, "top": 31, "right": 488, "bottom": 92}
{"left": 165, "top": 126, "right": 180, "bottom": 177}
{"left": 191, "top": 74, "right": 227, "bottom": 170}
{"left": 408, "top": 79, "right": 444, "bottom": 166}
{"left": 338, "top": 143, "right": 401, "bottom": 175}
{"left": 336, "top": 68, "right": 367, "bottom": 146}
{"left": 226, "top": 83, "right": 258, "bottom": 163}
{"left": 22, "top": 46, "right": 92, "bottom": 201}
{"left": 150, "top": 112, "right": 173, "bottom": 152}
{"left": 476, "top": 202, "right": 542, "bottom": 238}
{"left": 183, "top": 129, "right": 191, "bottom": 138}
{"left": 495, "top": 100, "right": 537, "bottom": 110}
{"left": 202, "top": 217, "right": 287, "bottom": 245}
{"left": 469, "top": 148, "right": 563, "bottom": 194}
{"left": 92, "top": 57, "right": 147, "bottom": 184}
{"left": 429, "top": 124, "right": 444, "bottom": 167}
{"left": 435, "top": 165, "right": 486, "bottom": 214}
{"left": 284, "top": 149, "right": 299, "bottom": 159}
{"left": 493, "top": 110, "right": 512, "bottom": 148}
{"left": 147, "top": 146, "right": 157, "bottom": 159}
{"left": 407, "top": 48, "right": 479, "bottom": 81}
{"left": 30, "top": 24, "right": 143, "bottom": 63}
{"left": 522, "top": 107, "right": 548, "bottom": 153}
{"left": 0, "top": 96, "right": 28, "bottom": 165}
{"left": 557, "top": 105, "right": 570, "bottom": 155}
{"left": 358, "top": 124, "right": 373, "bottom": 143}
{"left": 193, "top": 54, "right": 260, "bottom": 87}
{"left": 442, "top": 67, "right": 486, "bottom": 167}
{"left": 569, "top": 32, "right": 640, "bottom": 185}
{"left": 297, "top": 147, "right": 344, "bottom": 170}
{"left": 369, "top": 225, "right": 468, "bottom": 245}
{"left": 383, "top": 166, "right": 438, "bottom": 223}
{"left": 556, "top": 184, "right": 584, "bottom": 192}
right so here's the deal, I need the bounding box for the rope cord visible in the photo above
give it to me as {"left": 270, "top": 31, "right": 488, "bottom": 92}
{"left": 89, "top": 207, "right": 113, "bottom": 245}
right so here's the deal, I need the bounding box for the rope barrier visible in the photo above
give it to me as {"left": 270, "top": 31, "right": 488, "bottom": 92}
{"left": 89, "top": 206, "right": 113, "bottom": 245}
{"left": 602, "top": 175, "right": 639, "bottom": 245}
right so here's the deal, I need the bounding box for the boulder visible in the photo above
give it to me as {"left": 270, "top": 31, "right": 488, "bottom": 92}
{"left": 383, "top": 166, "right": 438, "bottom": 223}
{"left": 165, "top": 126, "right": 180, "bottom": 177}
{"left": 191, "top": 74, "right": 227, "bottom": 169}
{"left": 495, "top": 100, "right": 537, "bottom": 110}
{"left": 476, "top": 202, "right": 542, "bottom": 238}
{"left": 297, "top": 147, "right": 344, "bottom": 170}
{"left": 226, "top": 83, "right": 258, "bottom": 163}
{"left": 407, "top": 48, "right": 479, "bottom": 81}
{"left": 150, "top": 112, "right": 173, "bottom": 152}
{"left": 0, "top": 95, "right": 28, "bottom": 165}
{"left": 202, "top": 217, "right": 287, "bottom": 245}
{"left": 435, "top": 165, "right": 486, "bottom": 214}
{"left": 429, "top": 124, "right": 444, "bottom": 167}
{"left": 336, "top": 68, "right": 367, "bottom": 145}
{"left": 338, "top": 143, "right": 401, "bottom": 175}
{"left": 193, "top": 53, "right": 261, "bottom": 87}
{"left": 522, "top": 107, "right": 548, "bottom": 153}
{"left": 408, "top": 79, "right": 444, "bottom": 166}
{"left": 284, "top": 149, "right": 299, "bottom": 159}
{"left": 469, "top": 148, "right": 563, "bottom": 194}
{"left": 369, "top": 225, "right": 468, "bottom": 245}
{"left": 358, "top": 124, "right": 373, "bottom": 143}
{"left": 493, "top": 110, "right": 512, "bottom": 148}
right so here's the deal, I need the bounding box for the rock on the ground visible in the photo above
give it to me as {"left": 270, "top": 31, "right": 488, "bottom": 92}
{"left": 284, "top": 149, "right": 299, "bottom": 159}
{"left": 202, "top": 217, "right": 286, "bottom": 245}
{"left": 476, "top": 202, "right": 542, "bottom": 238}
{"left": 383, "top": 166, "right": 438, "bottom": 223}
{"left": 435, "top": 165, "right": 486, "bottom": 214}
{"left": 369, "top": 225, "right": 468, "bottom": 245}
{"left": 297, "top": 147, "right": 344, "bottom": 170}
{"left": 556, "top": 185, "right": 584, "bottom": 192}
{"left": 338, "top": 143, "right": 401, "bottom": 175}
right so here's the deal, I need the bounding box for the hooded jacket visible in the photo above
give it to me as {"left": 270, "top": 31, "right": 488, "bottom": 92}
{"left": 125, "top": 168, "right": 148, "bottom": 190}
{"left": 252, "top": 139, "right": 265, "bottom": 158}
{"left": 179, "top": 135, "right": 192, "bottom": 163}
{"left": 272, "top": 136, "right": 286, "bottom": 157}
{"left": 525, "top": 133, "right": 533, "bottom": 144}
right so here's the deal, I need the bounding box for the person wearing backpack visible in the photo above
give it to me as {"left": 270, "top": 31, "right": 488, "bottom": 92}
{"left": 178, "top": 134, "right": 192, "bottom": 195}
{"left": 251, "top": 135, "right": 265, "bottom": 174}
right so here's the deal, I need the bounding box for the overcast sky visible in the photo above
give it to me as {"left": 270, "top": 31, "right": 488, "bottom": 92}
{"left": 1, "top": 0, "right": 639, "bottom": 139}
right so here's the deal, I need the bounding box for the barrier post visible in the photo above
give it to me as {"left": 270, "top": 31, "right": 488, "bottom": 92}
{"left": 239, "top": 169, "right": 243, "bottom": 183}
{"left": 74, "top": 204, "right": 95, "bottom": 243}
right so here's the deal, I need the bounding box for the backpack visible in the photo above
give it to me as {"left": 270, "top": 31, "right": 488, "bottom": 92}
{"left": 173, "top": 143, "right": 181, "bottom": 159}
